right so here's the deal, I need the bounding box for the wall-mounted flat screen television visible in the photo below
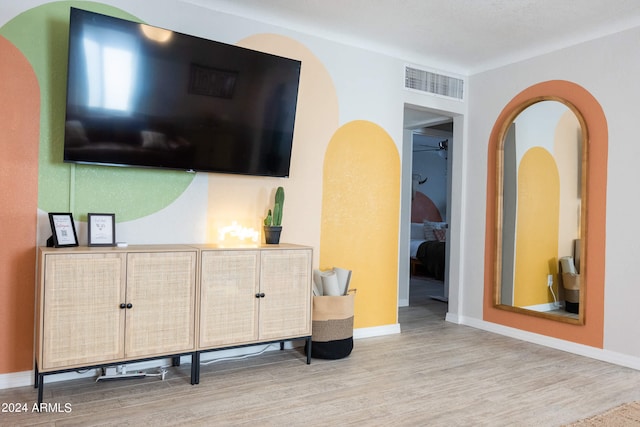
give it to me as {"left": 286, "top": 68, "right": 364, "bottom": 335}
{"left": 63, "top": 8, "right": 301, "bottom": 177}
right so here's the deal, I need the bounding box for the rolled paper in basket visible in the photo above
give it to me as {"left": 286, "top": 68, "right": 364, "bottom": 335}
{"left": 313, "top": 269, "right": 324, "bottom": 296}
{"left": 560, "top": 256, "right": 577, "bottom": 274}
{"left": 321, "top": 271, "right": 341, "bottom": 296}
{"left": 333, "top": 267, "right": 352, "bottom": 295}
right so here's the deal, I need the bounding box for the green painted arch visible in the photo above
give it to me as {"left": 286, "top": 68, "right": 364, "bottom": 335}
{"left": 0, "top": 1, "right": 193, "bottom": 222}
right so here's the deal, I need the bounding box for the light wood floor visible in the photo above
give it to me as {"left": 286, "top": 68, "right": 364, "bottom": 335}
{"left": 3, "top": 278, "right": 640, "bottom": 426}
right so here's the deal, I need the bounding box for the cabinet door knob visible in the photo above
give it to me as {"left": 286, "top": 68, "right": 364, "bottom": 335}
{"left": 255, "top": 293, "right": 266, "bottom": 298}
{"left": 126, "top": 303, "right": 133, "bottom": 309}
{"left": 120, "top": 303, "right": 126, "bottom": 309}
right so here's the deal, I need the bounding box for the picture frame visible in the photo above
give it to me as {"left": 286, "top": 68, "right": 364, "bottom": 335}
{"left": 48, "top": 213, "right": 79, "bottom": 248}
{"left": 88, "top": 213, "right": 116, "bottom": 247}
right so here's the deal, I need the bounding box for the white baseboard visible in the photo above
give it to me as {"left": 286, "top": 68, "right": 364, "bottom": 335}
{"left": 445, "top": 311, "right": 460, "bottom": 324}
{"left": 353, "top": 323, "right": 401, "bottom": 339}
{"left": 0, "top": 370, "right": 33, "bottom": 390}
{"left": 522, "top": 302, "right": 562, "bottom": 312}
{"left": 457, "top": 315, "right": 640, "bottom": 371}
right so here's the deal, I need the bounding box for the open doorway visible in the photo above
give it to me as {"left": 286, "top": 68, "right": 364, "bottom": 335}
{"left": 400, "top": 104, "right": 455, "bottom": 314}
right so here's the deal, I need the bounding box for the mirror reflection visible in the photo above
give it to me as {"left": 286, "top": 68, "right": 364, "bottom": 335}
{"left": 497, "top": 99, "right": 585, "bottom": 322}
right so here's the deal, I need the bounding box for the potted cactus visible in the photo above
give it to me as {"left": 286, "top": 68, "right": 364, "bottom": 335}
{"left": 264, "top": 186, "right": 284, "bottom": 244}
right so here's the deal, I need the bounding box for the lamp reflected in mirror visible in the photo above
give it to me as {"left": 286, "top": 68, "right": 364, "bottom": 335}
{"left": 495, "top": 98, "right": 586, "bottom": 324}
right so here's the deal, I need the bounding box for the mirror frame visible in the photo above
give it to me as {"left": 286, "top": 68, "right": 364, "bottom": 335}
{"left": 483, "top": 80, "right": 607, "bottom": 347}
{"left": 493, "top": 96, "right": 587, "bottom": 325}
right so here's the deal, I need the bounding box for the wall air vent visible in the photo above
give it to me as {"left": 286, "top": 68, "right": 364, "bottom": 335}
{"left": 405, "top": 66, "right": 464, "bottom": 101}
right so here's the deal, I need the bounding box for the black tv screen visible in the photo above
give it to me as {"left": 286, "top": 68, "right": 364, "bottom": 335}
{"left": 63, "top": 8, "right": 301, "bottom": 177}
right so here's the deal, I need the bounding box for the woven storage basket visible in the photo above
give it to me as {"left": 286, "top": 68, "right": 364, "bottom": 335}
{"left": 562, "top": 272, "right": 580, "bottom": 314}
{"left": 307, "top": 292, "right": 354, "bottom": 359}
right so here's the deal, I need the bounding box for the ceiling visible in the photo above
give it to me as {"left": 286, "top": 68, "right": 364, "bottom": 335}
{"left": 182, "top": 0, "right": 640, "bottom": 137}
{"left": 183, "top": 0, "right": 640, "bottom": 75}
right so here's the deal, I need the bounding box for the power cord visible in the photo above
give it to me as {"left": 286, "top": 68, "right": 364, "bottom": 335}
{"left": 549, "top": 285, "right": 560, "bottom": 308}
{"left": 548, "top": 274, "right": 561, "bottom": 308}
{"left": 200, "top": 344, "right": 277, "bottom": 366}
{"left": 95, "top": 344, "right": 278, "bottom": 382}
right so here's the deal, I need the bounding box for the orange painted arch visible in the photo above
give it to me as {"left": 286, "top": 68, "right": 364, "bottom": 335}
{"left": 0, "top": 35, "right": 40, "bottom": 373}
{"left": 484, "top": 80, "right": 607, "bottom": 348}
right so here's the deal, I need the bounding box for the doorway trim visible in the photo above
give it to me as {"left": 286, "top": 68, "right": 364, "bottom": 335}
{"left": 400, "top": 103, "right": 465, "bottom": 324}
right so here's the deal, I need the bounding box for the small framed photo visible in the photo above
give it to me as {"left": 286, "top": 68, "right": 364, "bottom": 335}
{"left": 88, "top": 213, "right": 116, "bottom": 247}
{"left": 48, "top": 213, "right": 79, "bottom": 248}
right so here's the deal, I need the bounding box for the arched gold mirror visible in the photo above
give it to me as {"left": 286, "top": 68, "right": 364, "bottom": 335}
{"left": 494, "top": 97, "right": 587, "bottom": 324}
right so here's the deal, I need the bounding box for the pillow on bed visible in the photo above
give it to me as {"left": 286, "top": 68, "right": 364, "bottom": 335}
{"left": 411, "top": 223, "right": 424, "bottom": 240}
{"left": 424, "top": 221, "right": 447, "bottom": 242}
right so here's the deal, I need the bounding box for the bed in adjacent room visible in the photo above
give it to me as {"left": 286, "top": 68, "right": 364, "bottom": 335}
{"left": 409, "top": 190, "right": 447, "bottom": 280}
{"left": 410, "top": 221, "right": 446, "bottom": 280}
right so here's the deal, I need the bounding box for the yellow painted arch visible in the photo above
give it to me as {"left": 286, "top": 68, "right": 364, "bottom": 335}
{"left": 320, "top": 120, "right": 400, "bottom": 328}
{"left": 514, "top": 147, "right": 559, "bottom": 307}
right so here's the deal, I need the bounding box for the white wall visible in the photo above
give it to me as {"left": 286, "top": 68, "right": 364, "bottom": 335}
{"left": 129, "top": 0, "right": 640, "bottom": 362}
{"left": 466, "top": 25, "right": 640, "bottom": 358}
{"left": 1, "top": 0, "right": 475, "bottom": 386}
{"left": 3, "top": 0, "right": 468, "bottom": 319}
{"left": 13, "top": 0, "right": 640, "bottom": 367}
{"left": 121, "top": 0, "right": 469, "bottom": 325}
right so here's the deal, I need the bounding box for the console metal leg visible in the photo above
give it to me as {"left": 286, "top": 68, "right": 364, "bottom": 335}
{"left": 280, "top": 341, "right": 285, "bottom": 351}
{"left": 34, "top": 362, "right": 39, "bottom": 388}
{"left": 191, "top": 352, "right": 200, "bottom": 385}
{"left": 306, "top": 337, "right": 312, "bottom": 364}
{"left": 172, "top": 356, "right": 181, "bottom": 367}
{"left": 37, "top": 373, "right": 44, "bottom": 406}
